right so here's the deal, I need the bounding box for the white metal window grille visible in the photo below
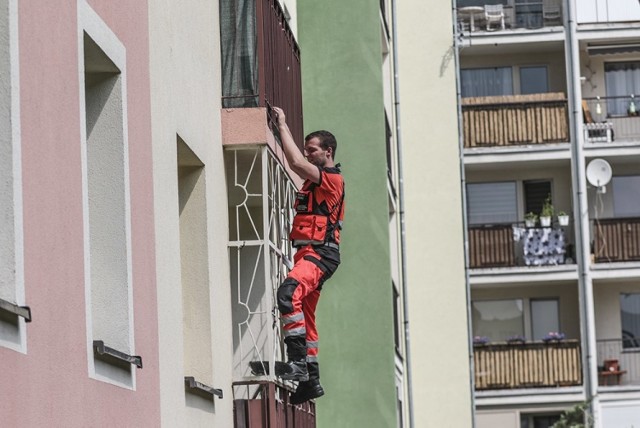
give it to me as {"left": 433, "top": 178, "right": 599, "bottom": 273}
{"left": 226, "top": 146, "right": 297, "bottom": 383}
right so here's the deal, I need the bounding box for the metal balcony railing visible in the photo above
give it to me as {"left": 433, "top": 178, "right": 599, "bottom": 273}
{"left": 469, "top": 222, "right": 572, "bottom": 268}
{"left": 593, "top": 217, "right": 640, "bottom": 263}
{"left": 461, "top": 93, "right": 569, "bottom": 148}
{"left": 233, "top": 381, "right": 316, "bottom": 428}
{"left": 474, "top": 340, "right": 582, "bottom": 391}
{"left": 583, "top": 96, "right": 640, "bottom": 143}
{"left": 596, "top": 339, "right": 640, "bottom": 387}
{"left": 220, "top": 0, "right": 303, "bottom": 144}
{"left": 457, "top": 0, "right": 563, "bottom": 33}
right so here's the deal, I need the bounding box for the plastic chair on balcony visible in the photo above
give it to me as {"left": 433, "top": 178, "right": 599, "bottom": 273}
{"left": 485, "top": 5, "right": 505, "bottom": 31}
{"left": 543, "top": 0, "right": 562, "bottom": 26}
{"left": 582, "top": 100, "right": 613, "bottom": 143}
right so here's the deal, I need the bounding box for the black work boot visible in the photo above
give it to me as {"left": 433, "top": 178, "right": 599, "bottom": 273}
{"left": 279, "top": 359, "right": 309, "bottom": 382}
{"left": 290, "top": 379, "right": 324, "bottom": 405}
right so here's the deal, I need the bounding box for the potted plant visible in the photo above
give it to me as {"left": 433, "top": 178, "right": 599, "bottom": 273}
{"left": 506, "top": 335, "right": 526, "bottom": 345}
{"left": 543, "top": 331, "right": 565, "bottom": 343}
{"left": 524, "top": 212, "right": 538, "bottom": 228}
{"left": 557, "top": 211, "right": 570, "bottom": 226}
{"left": 539, "top": 195, "right": 554, "bottom": 227}
{"left": 473, "top": 336, "right": 490, "bottom": 346}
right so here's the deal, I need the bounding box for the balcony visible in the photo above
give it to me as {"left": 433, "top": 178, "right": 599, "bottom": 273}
{"left": 596, "top": 339, "right": 640, "bottom": 388}
{"left": 220, "top": 0, "right": 303, "bottom": 144}
{"left": 457, "top": 1, "right": 563, "bottom": 33}
{"left": 469, "top": 222, "right": 572, "bottom": 269}
{"left": 593, "top": 217, "right": 640, "bottom": 263}
{"left": 577, "top": 0, "right": 640, "bottom": 24}
{"left": 462, "top": 93, "right": 569, "bottom": 149}
{"left": 233, "top": 381, "right": 316, "bottom": 427}
{"left": 474, "top": 340, "right": 582, "bottom": 390}
{"left": 583, "top": 97, "right": 640, "bottom": 144}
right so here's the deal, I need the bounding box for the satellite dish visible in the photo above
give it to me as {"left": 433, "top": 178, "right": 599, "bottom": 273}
{"left": 586, "top": 158, "right": 612, "bottom": 193}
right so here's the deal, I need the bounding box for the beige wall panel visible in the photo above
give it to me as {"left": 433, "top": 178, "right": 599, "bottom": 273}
{"left": 397, "top": 1, "right": 473, "bottom": 426}
{"left": 149, "top": 0, "right": 234, "bottom": 425}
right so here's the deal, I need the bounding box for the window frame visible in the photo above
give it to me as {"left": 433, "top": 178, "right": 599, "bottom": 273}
{"left": 620, "top": 292, "right": 640, "bottom": 350}
{"left": 78, "top": 0, "right": 136, "bottom": 389}
{"left": 0, "top": 0, "right": 26, "bottom": 354}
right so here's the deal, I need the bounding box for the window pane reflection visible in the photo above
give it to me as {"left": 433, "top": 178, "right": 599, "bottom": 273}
{"left": 472, "top": 299, "right": 524, "bottom": 341}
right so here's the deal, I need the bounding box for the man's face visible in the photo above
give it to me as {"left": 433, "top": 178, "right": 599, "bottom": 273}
{"left": 304, "top": 137, "right": 331, "bottom": 167}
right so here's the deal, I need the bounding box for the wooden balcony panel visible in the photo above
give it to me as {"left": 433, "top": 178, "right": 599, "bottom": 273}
{"left": 594, "top": 218, "right": 640, "bottom": 263}
{"left": 469, "top": 225, "right": 515, "bottom": 268}
{"left": 473, "top": 341, "right": 582, "bottom": 391}
{"left": 462, "top": 93, "right": 569, "bottom": 148}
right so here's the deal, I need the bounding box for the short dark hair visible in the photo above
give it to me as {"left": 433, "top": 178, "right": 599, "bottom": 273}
{"left": 305, "top": 130, "right": 337, "bottom": 157}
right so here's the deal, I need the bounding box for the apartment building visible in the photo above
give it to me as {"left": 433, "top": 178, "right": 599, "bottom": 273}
{"left": 455, "top": 0, "right": 640, "bottom": 426}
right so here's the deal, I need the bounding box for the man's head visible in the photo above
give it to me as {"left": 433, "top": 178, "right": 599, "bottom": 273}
{"left": 304, "top": 130, "right": 337, "bottom": 167}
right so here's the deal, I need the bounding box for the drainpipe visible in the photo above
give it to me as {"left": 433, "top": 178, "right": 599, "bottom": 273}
{"left": 390, "top": 1, "right": 414, "bottom": 426}
{"left": 564, "top": 0, "right": 599, "bottom": 421}
{"left": 451, "top": 1, "right": 477, "bottom": 426}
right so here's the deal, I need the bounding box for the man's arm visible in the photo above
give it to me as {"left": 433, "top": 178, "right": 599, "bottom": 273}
{"left": 272, "top": 107, "right": 320, "bottom": 183}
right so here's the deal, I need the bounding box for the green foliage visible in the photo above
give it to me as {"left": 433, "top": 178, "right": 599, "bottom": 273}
{"left": 525, "top": 212, "right": 538, "bottom": 221}
{"left": 540, "top": 194, "right": 554, "bottom": 217}
{"left": 551, "top": 402, "right": 593, "bottom": 428}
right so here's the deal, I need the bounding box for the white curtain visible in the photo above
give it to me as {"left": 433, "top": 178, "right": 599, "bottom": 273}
{"left": 461, "top": 67, "right": 513, "bottom": 97}
{"left": 605, "top": 62, "right": 640, "bottom": 115}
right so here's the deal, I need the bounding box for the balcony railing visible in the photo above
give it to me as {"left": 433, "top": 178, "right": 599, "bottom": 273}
{"left": 469, "top": 222, "right": 571, "bottom": 268}
{"left": 462, "top": 93, "right": 569, "bottom": 148}
{"left": 457, "top": 1, "right": 563, "bottom": 33}
{"left": 583, "top": 97, "right": 640, "bottom": 143}
{"left": 474, "top": 340, "right": 582, "bottom": 391}
{"left": 233, "top": 381, "right": 316, "bottom": 428}
{"left": 593, "top": 217, "right": 640, "bottom": 263}
{"left": 596, "top": 339, "right": 640, "bottom": 387}
{"left": 220, "top": 0, "right": 303, "bottom": 144}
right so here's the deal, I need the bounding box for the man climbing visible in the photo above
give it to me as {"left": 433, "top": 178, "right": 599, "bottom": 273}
{"left": 271, "top": 107, "right": 345, "bottom": 405}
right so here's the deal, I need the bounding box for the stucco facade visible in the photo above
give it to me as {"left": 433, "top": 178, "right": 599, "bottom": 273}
{"left": 298, "top": 1, "right": 406, "bottom": 426}
{"left": 396, "top": 1, "right": 475, "bottom": 427}
{"left": 148, "top": 0, "right": 234, "bottom": 425}
{"left": 0, "top": 0, "right": 161, "bottom": 425}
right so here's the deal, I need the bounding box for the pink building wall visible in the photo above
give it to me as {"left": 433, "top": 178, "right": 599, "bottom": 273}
{"left": 0, "top": 0, "right": 160, "bottom": 425}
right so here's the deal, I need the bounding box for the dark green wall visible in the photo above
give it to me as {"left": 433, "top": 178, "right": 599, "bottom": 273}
{"left": 298, "top": 1, "right": 398, "bottom": 427}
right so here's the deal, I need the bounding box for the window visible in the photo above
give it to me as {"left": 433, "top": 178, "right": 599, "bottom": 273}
{"left": 79, "top": 1, "right": 135, "bottom": 386}
{"left": 472, "top": 300, "right": 524, "bottom": 341}
{"left": 392, "top": 284, "right": 401, "bottom": 355}
{"left": 467, "top": 182, "right": 517, "bottom": 225}
{"left": 220, "top": 0, "right": 258, "bottom": 107}
{"left": 385, "top": 112, "right": 393, "bottom": 182}
{"left": 605, "top": 61, "right": 640, "bottom": 116}
{"left": 620, "top": 293, "right": 640, "bottom": 349}
{"left": 612, "top": 176, "right": 640, "bottom": 218}
{"left": 531, "top": 299, "right": 559, "bottom": 340}
{"left": 515, "top": 0, "right": 543, "bottom": 29}
{"left": 520, "top": 66, "right": 548, "bottom": 95}
{"left": 521, "top": 413, "right": 562, "bottom": 428}
{"left": 524, "top": 180, "right": 552, "bottom": 216}
{"left": 0, "top": 0, "right": 26, "bottom": 353}
{"left": 177, "top": 136, "right": 214, "bottom": 390}
{"left": 461, "top": 67, "right": 513, "bottom": 98}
